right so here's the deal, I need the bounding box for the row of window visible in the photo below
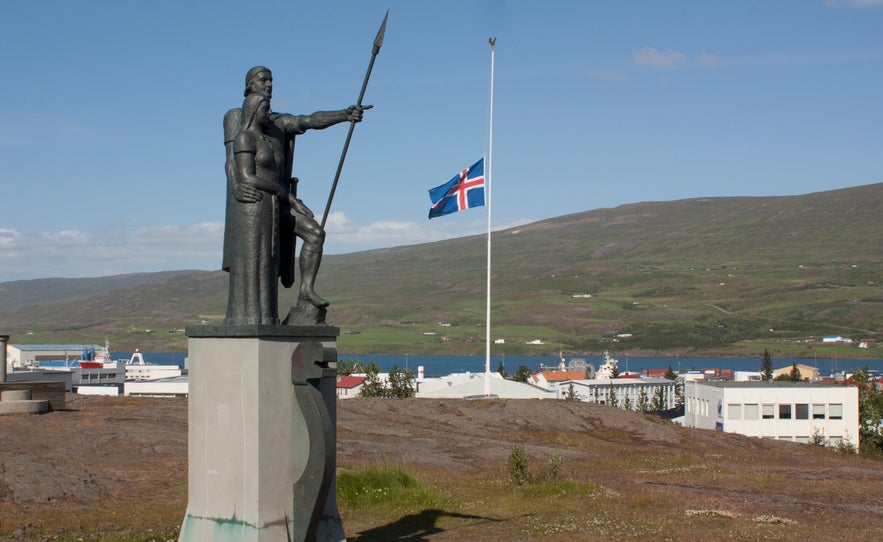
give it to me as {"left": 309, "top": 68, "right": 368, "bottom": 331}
{"left": 727, "top": 403, "right": 843, "bottom": 421}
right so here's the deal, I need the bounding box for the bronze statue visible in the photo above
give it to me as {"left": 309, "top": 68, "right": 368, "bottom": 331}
{"left": 223, "top": 66, "right": 366, "bottom": 325}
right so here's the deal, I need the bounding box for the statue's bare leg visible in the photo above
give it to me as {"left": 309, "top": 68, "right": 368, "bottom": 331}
{"left": 294, "top": 210, "right": 329, "bottom": 308}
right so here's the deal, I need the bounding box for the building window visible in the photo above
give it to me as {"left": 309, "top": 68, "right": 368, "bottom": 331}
{"left": 727, "top": 404, "right": 741, "bottom": 420}
{"left": 744, "top": 404, "right": 759, "bottom": 420}
{"left": 812, "top": 404, "right": 826, "bottom": 420}
{"left": 829, "top": 403, "right": 843, "bottom": 420}
{"left": 795, "top": 403, "right": 809, "bottom": 420}
{"left": 778, "top": 404, "right": 792, "bottom": 419}
{"left": 762, "top": 404, "right": 775, "bottom": 419}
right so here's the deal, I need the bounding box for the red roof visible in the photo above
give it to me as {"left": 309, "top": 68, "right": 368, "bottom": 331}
{"left": 336, "top": 375, "right": 366, "bottom": 389}
{"left": 538, "top": 370, "right": 587, "bottom": 382}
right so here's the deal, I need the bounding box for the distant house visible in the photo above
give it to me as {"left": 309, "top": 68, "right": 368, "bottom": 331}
{"left": 336, "top": 375, "right": 366, "bottom": 399}
{"left": 822, "top": 336, "right": 852, "bottom": 344}
{"left": 531, "top": 370, "right": 589, "bottom": 390}
{"left": 772, "top": 363, "right": 819, "bottom": 381}
{"left": 858, "top": 339, "right": 876, "bottom": 349}
{"left": 684, "top": 380, "right": 859, "bottom": 449}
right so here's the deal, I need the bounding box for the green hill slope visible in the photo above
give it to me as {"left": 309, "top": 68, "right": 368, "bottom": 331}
{"left": 1, "top": 183, "right": 881, "bottom": 356}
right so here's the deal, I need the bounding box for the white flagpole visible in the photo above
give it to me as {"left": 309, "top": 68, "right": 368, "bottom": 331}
{"left": 485, "top": 37, "right": 496, "bottom": 397}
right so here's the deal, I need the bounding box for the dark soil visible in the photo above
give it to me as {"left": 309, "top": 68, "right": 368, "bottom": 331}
{"left": 1, "top": 394, "right": 882, "bottom": 541}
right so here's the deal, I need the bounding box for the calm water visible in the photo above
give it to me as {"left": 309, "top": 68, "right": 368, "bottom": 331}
{"left": 114, "top": 352, "right": 883, "bottom": 378}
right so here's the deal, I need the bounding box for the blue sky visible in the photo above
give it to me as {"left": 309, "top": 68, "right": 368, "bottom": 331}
{"left": 1, "top": 0, "right": 882, "bottom": 282}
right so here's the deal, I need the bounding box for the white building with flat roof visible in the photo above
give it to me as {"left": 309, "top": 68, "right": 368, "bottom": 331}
{"left": 684, "top": 380, "right": 859, "bottom": 449}
{"left": 563, "top": 377, "right": 678, "bottom": 411}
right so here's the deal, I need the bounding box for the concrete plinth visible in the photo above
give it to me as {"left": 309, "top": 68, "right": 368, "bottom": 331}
{"left": 0, "top": 389, "right": 50, "bottom": 415}
{"left": 180, "top": 325, "right": 344, "bottom": 542}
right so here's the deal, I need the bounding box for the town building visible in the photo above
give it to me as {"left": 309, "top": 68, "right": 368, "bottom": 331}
{"left": 417, "top": 372, "right": 554, "bottom": 399}
{"left": 561, "top": 377, "right": 678, "bottom": 410}
{"left": 6, "top": 343, "right": 104, "bottom": 367}
{"left": 683, "top": 380, "right": 859, "bottom": 449}
{"left": 772, "top": 363, "right": 819, "bottom": 381}
{"left": 336, "top": 375, "right": 366, "bottom": 399}
{"left": 531, "top": 370, "right": 590, "bottom": 390}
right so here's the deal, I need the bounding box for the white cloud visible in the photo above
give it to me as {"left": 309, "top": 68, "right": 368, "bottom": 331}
{"left": 826, "top": 0, "right": 883, "bottom": 7}
{"left": 0, "top": 228, "right": 22, "bottom": 247}
{"left": 632, "top": 47, "right": 687, "bottom": 69}
{"left": 324, "top": 211, "right": 448, "bottom": 252}
{"left": 0, "top": 223, "right": 224, "bottom": 282}
{"left": 0, "top": 214, "right": 539, "bottom": 282}
{"left": 696, "top": 53, "right": 722, "bottom": 67}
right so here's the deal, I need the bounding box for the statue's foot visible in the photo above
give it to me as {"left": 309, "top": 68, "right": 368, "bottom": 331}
{"left": 301, "top": 289, "right": 330, "bottom": 308}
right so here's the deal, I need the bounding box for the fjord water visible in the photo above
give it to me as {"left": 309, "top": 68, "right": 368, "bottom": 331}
{"left": 125, "top": 352, "right": 883, "bottom": 378}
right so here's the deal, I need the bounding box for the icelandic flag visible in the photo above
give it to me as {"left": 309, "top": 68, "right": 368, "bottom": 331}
{"left": 428, "top": 158, "right": 485, "bottom": 219}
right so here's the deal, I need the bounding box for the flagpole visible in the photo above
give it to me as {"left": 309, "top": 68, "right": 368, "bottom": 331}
{"left": 485, "top": 37, "right": 496, "bottom": 397}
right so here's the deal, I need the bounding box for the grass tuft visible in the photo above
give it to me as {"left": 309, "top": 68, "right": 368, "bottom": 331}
{"left": 336, "top": 466, "right": 447, "bottom": 511}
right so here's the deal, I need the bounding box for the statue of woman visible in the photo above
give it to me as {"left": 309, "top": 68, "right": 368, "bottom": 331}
{"left": 225, "top": 93, "right": 289, "bottom": 325}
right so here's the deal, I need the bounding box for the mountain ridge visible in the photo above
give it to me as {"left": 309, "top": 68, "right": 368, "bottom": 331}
{"left": 2, "top": 182, "right": 881, "bottom": 356}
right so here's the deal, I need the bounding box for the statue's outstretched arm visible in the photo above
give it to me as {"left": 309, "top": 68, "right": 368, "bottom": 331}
{"left": 280, "top": 105, "right": 370, "bottom": 132}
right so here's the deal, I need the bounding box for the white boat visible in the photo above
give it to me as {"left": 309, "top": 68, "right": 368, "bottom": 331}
{"left": 595, "top": 351, "right": 620, "bottom": 380}
{"left": 124, "top": 350, "right": 182, "bottom": 381}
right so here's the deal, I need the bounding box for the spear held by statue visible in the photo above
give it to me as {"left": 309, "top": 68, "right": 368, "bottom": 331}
{"left": 320, "top": 10, "right": 388, "bottom": 228}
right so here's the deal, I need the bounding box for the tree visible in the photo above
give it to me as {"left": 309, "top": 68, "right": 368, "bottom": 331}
{"left": 610, "top": 363, "right": 621, "bottom": 379}
{"left": 606, "top": 384, "right": 618, "bottom": 407}
{"left": 651, "top": 386, "right": 666, "bottom": 411}
{"left": 664, "top": 365, "right": 677, "bottom": 380}
{"left": 851, "top": 367, "right": 883, "bottom": 455}
{"left": 788, "top": 362, "right": 802, "bottom": 381}
{"left": 496, "top": 361, "right": 506, "bottom": 377}
{"left": 637, "top": 385, "right": 650, "bottom": 412}
{"left": 514, "top": 364, "right": 532, "bottom": 383}
{"left": 760, "top": 349, "right": 773, "bottom": 381}
{"left": 563, "top": 383, "right": 581, "bottom": 401}
{"left": 359, "top": 361, "right": 384, "bottom": 397}
{"left": 359, "top": 362, "right": 415, "bottom": 398}
{"left": 386, "top": 364, "right": 415, "bottom": 398}
{"left": 337, "top": 359, "right": 356, "bottom": 375}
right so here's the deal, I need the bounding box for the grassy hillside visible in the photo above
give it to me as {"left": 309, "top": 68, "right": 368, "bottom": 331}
{"left": 1, "top": 183, "right": 881, "bottom": 357}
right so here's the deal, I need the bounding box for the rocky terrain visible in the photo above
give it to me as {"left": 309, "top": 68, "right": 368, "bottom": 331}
{"left": 1, "top": 394, "right": 882, "bottom": 540}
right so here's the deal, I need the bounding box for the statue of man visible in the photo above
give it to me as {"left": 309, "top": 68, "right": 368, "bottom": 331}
{"left": 223, "top": 66, "right": 366, "bottom": 325}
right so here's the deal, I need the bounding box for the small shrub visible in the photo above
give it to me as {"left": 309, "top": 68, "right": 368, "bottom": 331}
{"left": 685, "top": 509, "right": 737, "bottom": 519}
{"left": 755, "top": 514, "right": 796, "bottom": 525}
{"left": 833, "top": 438, "right": 857, "bottom": 455}
{"left": 547, "top": 454, "right": 562, "bottom": 480}
{"left": 508, "top": 444, "right": 531, "bottom": 485}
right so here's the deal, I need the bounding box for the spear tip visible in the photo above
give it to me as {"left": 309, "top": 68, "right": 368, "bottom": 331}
{"left": 374, "top": 10, "right": 389, "bottom": 49}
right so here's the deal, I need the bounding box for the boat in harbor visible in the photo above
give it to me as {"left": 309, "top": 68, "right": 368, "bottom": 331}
{"left": 124, "top": 350, "right": 182, "bottom": 381}
{"left": 595, "top": 351, "right": 620, "bottom": 379}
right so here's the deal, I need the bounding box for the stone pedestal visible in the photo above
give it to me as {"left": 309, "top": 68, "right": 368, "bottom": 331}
{"left": 179, "top": 325, "right": 344, "bottom": 542}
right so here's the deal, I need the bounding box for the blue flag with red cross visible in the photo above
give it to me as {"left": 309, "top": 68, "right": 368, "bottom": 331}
{"left": 428, "top": 158, "right": 485, "bottom": 219}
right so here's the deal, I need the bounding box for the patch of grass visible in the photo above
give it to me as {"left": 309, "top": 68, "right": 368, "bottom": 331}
{"left": 520, "top": 480, "right": 603, "bottom": 499}
{"left": 336, "top": 466, "right": 448, "bottom": 511}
